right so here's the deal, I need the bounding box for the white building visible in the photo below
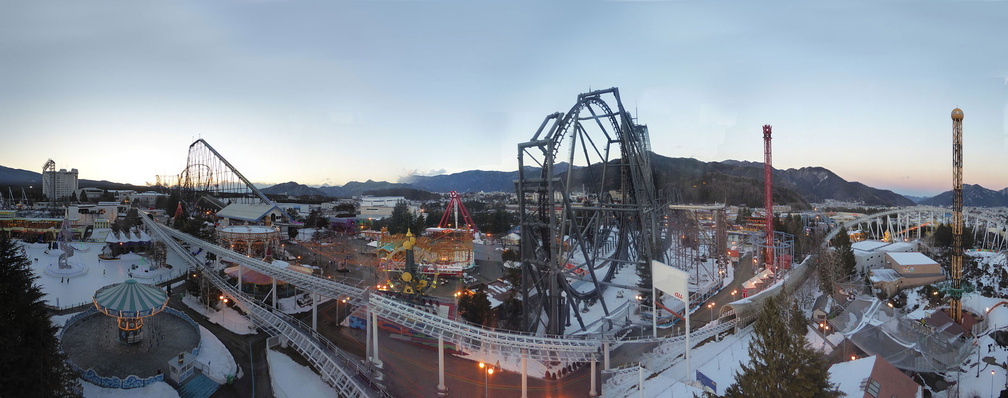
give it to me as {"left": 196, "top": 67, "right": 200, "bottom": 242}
{"left": 42, "top": 168, "right": 78, "bottom": 201}
{"left": 851, "top": 239, "right": 921, "bottom": 274}
{"left": 66, "top": 204, "right": 119, "bottom": 229}
{"left": 358, "top": 196, "right": 408, "bottom": 219}
{"left": 129, "top": 191, "right": 168, "bottom": 208}
{"left": 75, "top": 187, "right": 105, "bottom": 202}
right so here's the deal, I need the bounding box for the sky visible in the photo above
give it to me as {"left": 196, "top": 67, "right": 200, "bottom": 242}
{"left": 1, "top": 1, "right": 1006, "bottom": 197}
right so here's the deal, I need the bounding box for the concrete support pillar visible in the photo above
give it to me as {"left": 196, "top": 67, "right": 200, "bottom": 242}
{"left": 589, "top": 356, "right": 597, "bottom": 397}
{"left": 521, "top": 350, "right": 528, "bottom": 398}
{"left": 271, "top": 277, "right": 277, "bottom": 310}
{"left": 312, "top": 291, "right": 318, "bottom": 331}
{"left": 371, "top": 311, "right": 383, "bottom": 369}
{"left": 604, "top": 341, "right": 610, "bottom": 370}
{"left": 437, "top": 334, "right": 449, "bottom": 397}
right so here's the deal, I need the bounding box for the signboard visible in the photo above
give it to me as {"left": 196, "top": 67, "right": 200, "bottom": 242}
{"left": 696, "top": 370, "right": 717, "bottom": 394}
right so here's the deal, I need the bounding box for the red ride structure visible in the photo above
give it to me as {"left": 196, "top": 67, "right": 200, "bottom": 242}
{"left": 763, "top": 125, "right": 775, "bottom": 269}
{"left": 438, "top": 191, "right": 479, "bottom": 235}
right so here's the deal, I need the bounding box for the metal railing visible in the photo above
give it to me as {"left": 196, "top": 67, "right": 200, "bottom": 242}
{"left": 142, "top": 215, "right": 383, "bottom": 397}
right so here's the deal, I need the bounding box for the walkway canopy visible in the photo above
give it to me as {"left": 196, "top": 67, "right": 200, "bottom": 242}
{"left": 93, "top": 279, "right": 168, "bottom": 318}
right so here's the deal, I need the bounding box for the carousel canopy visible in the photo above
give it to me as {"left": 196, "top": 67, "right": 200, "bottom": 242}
{"left": 93, "top": 279, "right": 168, "bottom": 318}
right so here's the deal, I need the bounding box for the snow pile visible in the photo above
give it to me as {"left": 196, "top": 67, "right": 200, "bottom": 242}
{"left": 195, "top": 325, "right": 238, "bottom": 384}
{"left": 267, "top": 349, "right": 339, "bottom": 398}
{"left": 181, "top": 293, "right": 256, "bottom": 335}
{"left": 604, "top": 327, "right": 753, "bottom": 397}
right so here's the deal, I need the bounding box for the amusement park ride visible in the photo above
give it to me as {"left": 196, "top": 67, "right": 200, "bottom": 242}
{"left": 380, "top": 191, "right": 481, "bottom": 296}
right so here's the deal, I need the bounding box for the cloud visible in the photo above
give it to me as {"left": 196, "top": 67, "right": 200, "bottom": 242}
{"left": 397, "top": 168, "right": 447, "bottom": 182}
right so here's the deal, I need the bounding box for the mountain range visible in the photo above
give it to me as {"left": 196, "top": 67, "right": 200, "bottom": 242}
{"left": 3, "top": 154, "right": 1007, "bottom": 207}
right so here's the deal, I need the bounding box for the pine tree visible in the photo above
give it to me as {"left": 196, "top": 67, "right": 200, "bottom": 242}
{"left": 0, "top": 234, "right": 80, "bottom": 396}
{"left": 831, "top": 226, "right": 857, "bottom": 281}
{"left": 721, "top": 295, "right": 842, "bottom": 398}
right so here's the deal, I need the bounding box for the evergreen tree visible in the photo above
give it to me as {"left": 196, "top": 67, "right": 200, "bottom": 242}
{"left": 0, "top": 235, "right": 80, "bottom": 396}
{"left": 457, "top": 288, "right": 492, "bottom": 326}
{"left": 721, "top": 295, "right": 841, "bottom": 398}
{"left": 388, "top": 200, "right": 413, "bottom": 235}
{"left": 831, "top": 226, "right": 857, "bottom": 281}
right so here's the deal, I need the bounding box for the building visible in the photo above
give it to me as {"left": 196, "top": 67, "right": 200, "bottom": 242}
{"left": 852, "top": 240, "right": 921, "bottom": 274}
{"left": 74, "top": 187, "right": 105, "bottom": 202}
{"left": 829, "top": 355, "right": 921, "bottom": 398}
{"left": 358, "top": 196, "right": 421, "bottom": 219}
{"left": 42, "top": 168, "right": 78, "bottom": 201}
{"left": 216, "top": 203, "right": 287, "bottom": 227}
{"left": 870, "top": 252, "right": 945, "bottom": 296}
{"left": 66, "top": 204, "right": 118, "bottom": 229}
{"left": 129, "top": 192, "right": 168, "bottom": 208}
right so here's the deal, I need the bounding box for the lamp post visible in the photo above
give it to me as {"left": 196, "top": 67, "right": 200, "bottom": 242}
{"left": 991, "top": 369, "right": 995, "bottom": 398}
{"left": 478, "top": 360, "right": 500, "bottom": 397}
{"left": 708, "top": 302, "right": 715, "bottom": 321}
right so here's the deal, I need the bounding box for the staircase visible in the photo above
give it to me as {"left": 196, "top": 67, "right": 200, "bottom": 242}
{"left": 178, "top": 373, "right": 219, "bottom": 398}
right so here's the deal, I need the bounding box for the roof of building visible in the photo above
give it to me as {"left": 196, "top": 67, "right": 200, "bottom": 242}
{"left": 869, "top": 268, "right": 902, "bottom": 283}
{"left": 829, "top": 356, "right": 877, "bottom": 397}
{"left": 852, "top": 240, "right": 891, "bottom": 252}
{"left": 813, "top": 294, "right": 833, "bottom": 313}
{"left": 217, "top": 203, "right": 282, "bottom": 223}
{"left": 888, "top": 252, "right": 937, "bottom": 266}
{"left": 830, "top": 355, "right": 921, "bottom": 398}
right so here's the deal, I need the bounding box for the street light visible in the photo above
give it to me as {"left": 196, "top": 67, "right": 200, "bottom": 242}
{"left": 991, "top": 370, "right": 996, "bottom": 398}
{"left": 478, "top": 360, "right": 500, "bottom": 397}
{"left": 708, "top": 302, "right": 715, "bottom": 321}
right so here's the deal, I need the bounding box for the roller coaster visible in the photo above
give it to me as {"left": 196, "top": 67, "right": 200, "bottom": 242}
{"left": 516, "top": 87, "right": 662, "bottom": 336}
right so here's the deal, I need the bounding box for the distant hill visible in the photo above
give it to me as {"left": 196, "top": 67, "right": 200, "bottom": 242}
{"left": 919, "top": 184, "right": 1008, "bottom": 207}
{"left": 317, "top": 180, "right": 417, "bottom": 198}
{"left": 0, "top": 165, "right": 43, "bottom": 185}
{"left": 260, "top": 181, "right": 327, "bottom": 197}
{"left": 401, "top": 170, "right": 519, "bottom": 193}
{"left": 0, "top": 165, "right": 151, "bottom": 194}
{"left": 0, "top": 155, "right": 949, "bottom": 207}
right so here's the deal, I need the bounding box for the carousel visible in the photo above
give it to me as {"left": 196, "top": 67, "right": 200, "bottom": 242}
{"left": 93, "top": 279, "right": 169, "bottom": 344}
{"left": 217, "top": 225, "right": 280, "bottom": 258}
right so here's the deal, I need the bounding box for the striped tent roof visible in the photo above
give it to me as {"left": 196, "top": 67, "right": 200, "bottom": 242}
{"left": 93, "top": 279, "right": 168, "bottom": 318}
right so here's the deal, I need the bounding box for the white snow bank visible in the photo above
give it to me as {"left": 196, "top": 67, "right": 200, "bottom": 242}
{"left": 196, "top": 325, "right": 238, "bottom": 384}
{"left": 267, "top": 349, "right": 338, "bottom": 398}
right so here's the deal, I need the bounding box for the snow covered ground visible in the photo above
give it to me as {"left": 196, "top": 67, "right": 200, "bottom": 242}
{"left": 196, "top": 325, "right": 239, "bottom": 383}
{"left": 21, "top": 240, "right": 190, "bottom": 309}
{"left": 604, "top": 325, "right": 751, "bottom": 397}
{"left": 181, "top": 293, "right": 257, "bottom": 335}
{"left": 267, "top": 349, "right": 339, "bottom": 398}
{"left": 23, "top": 238, "right": 239, "bottom": 396}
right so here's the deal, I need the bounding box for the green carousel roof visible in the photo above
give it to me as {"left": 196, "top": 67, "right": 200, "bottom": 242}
{"left": 93, "top": 279, "right": 168, "bottom": 318}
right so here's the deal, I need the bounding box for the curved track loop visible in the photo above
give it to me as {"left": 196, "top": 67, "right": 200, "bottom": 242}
{"left": 517, "top": 87, "right": 661, "bottom": 335}
{"left": 179, "top": 139, "right": 290, "bottom": 219}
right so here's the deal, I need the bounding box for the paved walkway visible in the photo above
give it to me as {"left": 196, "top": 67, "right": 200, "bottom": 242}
{"left": 62, "top": 311, "right": 200, "bottom": 378}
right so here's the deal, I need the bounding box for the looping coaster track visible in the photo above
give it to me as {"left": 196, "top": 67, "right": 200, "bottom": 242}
{"left": 516, "top": 88, "right": 661, "bottom": 335}
{"left": 179, "top": 139, "right": 287, "bottom": 218}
